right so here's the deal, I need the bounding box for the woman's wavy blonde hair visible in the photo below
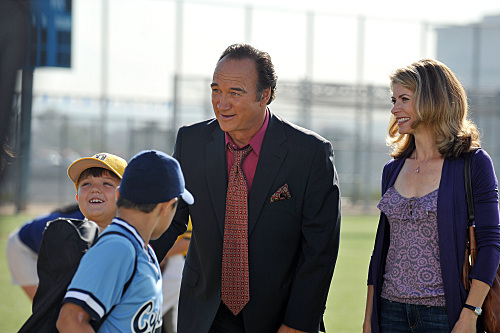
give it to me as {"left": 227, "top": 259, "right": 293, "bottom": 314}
{"left": 388, "top": 59, "right": 480, "bottom": 159}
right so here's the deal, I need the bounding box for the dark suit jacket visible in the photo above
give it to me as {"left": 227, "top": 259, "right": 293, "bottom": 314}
{"left": 153, "top": 111, "right": 341, "bottom": 333}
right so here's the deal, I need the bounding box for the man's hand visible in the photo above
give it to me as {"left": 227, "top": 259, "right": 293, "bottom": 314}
{"left": 277, "top": 323, "right": 307, "bottom": 333}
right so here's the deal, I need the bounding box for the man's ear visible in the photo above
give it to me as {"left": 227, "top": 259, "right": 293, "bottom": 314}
{"left": 115, "top": 187, "right": 120, "bottom": 200}
{"left": 260, "top": 87, "right": 271, "bottom": 106}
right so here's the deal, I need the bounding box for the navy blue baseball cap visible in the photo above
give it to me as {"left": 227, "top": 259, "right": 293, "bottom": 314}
{"left": 119, "top": 150, "right": 194, "bottom": 205}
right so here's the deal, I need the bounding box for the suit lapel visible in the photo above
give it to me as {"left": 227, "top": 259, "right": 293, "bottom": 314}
{"left": 206, "top": 126, "right": 228, "bottom": 235}
{"left": 248, "top": 114, "right": 287, "bottom": 236}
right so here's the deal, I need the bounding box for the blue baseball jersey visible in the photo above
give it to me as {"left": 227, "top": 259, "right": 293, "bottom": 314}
{"left": 63, "top": 218, "right": 163, "bottom": 332}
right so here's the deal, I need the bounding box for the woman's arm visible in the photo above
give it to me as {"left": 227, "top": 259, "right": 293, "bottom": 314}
{"left": 363, "top": 285, "right": 374, "bottom": 333}
{"left": 452, "top": 279, "right": 490, "bottom": 333}
{"left": 470, "top": 150, "right": 500, "bottom": 285}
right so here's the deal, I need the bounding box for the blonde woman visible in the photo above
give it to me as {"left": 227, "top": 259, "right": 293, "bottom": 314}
{"left": 363, "top": 59, "right": 500, "bottom": 333}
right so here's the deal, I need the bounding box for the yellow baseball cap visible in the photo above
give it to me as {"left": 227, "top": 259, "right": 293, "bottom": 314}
{"left": 67, "top": 152, "right": 127, "bottom": 189}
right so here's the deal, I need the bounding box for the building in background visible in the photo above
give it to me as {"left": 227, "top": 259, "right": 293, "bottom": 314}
{"left": 436, "top": 15, "right": 500, "bottom": 90}
{"left": 436, "top": 14, "right": 500, "bottom": 178}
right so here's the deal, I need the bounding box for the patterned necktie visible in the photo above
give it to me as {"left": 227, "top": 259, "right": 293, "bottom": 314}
{"left": 221, "top": 143, "right": 252, "bottom": 315}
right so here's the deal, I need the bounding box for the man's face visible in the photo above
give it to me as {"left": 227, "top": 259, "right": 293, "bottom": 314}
{"left": 76, "top": 171, "right": 120, "bottom": 229}
{"left": 211, "top": 57, "right": 270, "bottom": 147}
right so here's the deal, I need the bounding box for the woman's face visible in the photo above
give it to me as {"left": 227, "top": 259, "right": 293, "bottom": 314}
{"left": 391, "top": 83, "right": 419, "bottom": 135}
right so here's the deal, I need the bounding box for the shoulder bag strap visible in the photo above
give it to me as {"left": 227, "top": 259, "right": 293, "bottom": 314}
{"left": 465, "top": 151, "right": 475, "bottom": 224}
{"left": 463, "top": 150, "right": 478, "bottom": 292}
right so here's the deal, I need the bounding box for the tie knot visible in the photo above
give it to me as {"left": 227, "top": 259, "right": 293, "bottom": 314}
{"left": 228, "top": 144, "right": 252, "bottom": 166}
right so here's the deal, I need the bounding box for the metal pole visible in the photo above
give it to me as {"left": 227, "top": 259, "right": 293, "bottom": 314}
{"left": 244, "top": 5, "right": 252, "bottom": 43}
{"left": 356, "top": 16, "right": 365, "bottom": 84}
{"left": 352, "top": 15, "right": 366, "bottom": 205}
{"left": 204, "top": 77, "right": 212, "bottom": 119}
{"left": 363, "top": 85, "right": 374, "bottom": 213}
{"left": 100, "top": 0, "right": 109, "bottom": 151}
{"left": 472, "top": 23, "right": 481, "bottom": 88}
{"left": 300, "top": 11, "right": 314, "bottom": 129}
{"left": 306, "top": 11, "right": 314, "bottom": 80}
{"left": 420, "top": 21, "right": 428, "bottom": 58}
{"left": 15, "top": 69, "right": 34, "bottom": 212}
{"left": 172, "top": 0, "right": 184, "bottom": 144}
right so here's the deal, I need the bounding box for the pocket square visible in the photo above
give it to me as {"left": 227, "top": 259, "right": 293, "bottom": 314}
{"left": 270, "top": 184, "right": 291, "bottom": 203}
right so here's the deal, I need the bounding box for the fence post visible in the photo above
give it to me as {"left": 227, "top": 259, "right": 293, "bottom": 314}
{"left": 15, "top": 69, "right": 34, "bottom": 212}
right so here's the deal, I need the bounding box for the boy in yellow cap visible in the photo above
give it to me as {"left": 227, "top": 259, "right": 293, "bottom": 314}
{"left": 67, "top": 152, "right": 127, "bottom": 231}
{"left": 18, "top": 152, "right": 127, "bottom": 332}
{"left": 8, "top": 153, "right": 127, "bottom": 302}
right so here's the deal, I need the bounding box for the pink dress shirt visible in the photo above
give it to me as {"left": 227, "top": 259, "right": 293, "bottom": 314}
{"left": 225, "top": 109, "right": 270, "bottom": 192}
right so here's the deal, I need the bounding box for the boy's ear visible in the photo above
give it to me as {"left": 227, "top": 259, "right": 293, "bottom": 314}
{"left": 159, "top": 202, "right": 168, "bottom": 216}
{"left": 160, "top": 197, "right": 178, "bottom": 215}
{"left": 169, "top": 197, "right": 178, "bottom": 208}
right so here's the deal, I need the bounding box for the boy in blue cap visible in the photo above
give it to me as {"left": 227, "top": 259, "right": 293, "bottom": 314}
{"left": 56, "top": 150, "right": 194, "bottom": 333}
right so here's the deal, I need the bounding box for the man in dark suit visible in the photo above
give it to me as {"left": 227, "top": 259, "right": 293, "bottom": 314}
{"left": 152, "top": 43, "right": 341, "bottom": 333}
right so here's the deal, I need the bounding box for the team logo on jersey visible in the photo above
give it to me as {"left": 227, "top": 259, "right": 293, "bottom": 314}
{"left": 131, "top": 300, "right": 161, "bottom": 332}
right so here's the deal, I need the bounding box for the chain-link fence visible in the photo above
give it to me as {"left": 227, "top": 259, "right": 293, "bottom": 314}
{"left": 2, "top": 1, "right": 500, "bottom": 213}
{"left": 2, "top": 78, "right": 499, "bottom": 213}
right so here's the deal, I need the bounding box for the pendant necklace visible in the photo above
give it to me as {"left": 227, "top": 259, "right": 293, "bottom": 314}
{"left": 414, "top": 150, "right": 439, "bottom": 173}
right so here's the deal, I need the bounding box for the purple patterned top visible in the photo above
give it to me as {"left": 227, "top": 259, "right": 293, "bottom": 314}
{"left": 377, "top": 186, "right": 446, "bottom": 306}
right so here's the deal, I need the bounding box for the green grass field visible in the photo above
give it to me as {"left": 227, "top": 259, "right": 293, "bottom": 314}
{"left": 0, "top": 213, "right": 35, "bottom": 333}
{"left": 0, "top": 213, "right": 378, "bottom": 332}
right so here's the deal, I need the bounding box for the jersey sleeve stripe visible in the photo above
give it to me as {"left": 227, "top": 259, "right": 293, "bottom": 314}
{"left": 64, "top": 289, "right": 106, "bottom": 319}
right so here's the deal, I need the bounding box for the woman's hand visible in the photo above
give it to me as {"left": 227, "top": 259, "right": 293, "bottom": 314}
{"left": 451, "top": 308, "right": 477, "bottom": 333}
{"left": 452, "top": 279, "right": 489, "bottom": 332}
{"left": 363, "top": 285, "right": 374, "bottom": 333}
{"left": 362, "top": 320, "right": 372, "bottom": 333}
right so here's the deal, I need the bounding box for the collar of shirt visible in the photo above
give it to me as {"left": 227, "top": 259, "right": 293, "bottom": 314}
{"left": 225, "top": 108, "right": 270, "bottom": 191}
